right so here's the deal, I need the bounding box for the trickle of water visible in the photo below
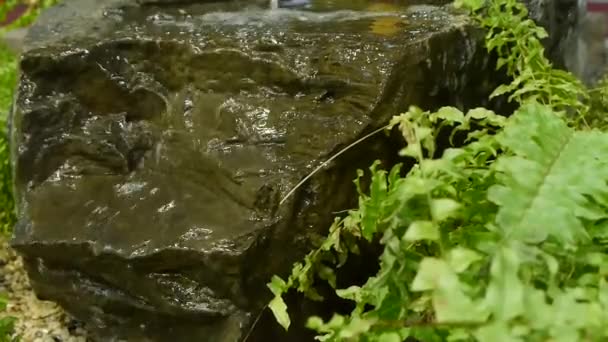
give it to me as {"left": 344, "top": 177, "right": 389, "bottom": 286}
{"left": 270, "top": 0, "right": 413, "bottom": 11}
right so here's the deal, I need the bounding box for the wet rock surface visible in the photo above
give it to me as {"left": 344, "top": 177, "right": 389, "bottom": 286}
{"left": 523, "top": 0, "right": 579, "bottom": 68}
{"left": 568, "top": 11, "right": 608, "bottom": 84}
{"left": 9, "top": 0, "right": 576, "bottom": 341}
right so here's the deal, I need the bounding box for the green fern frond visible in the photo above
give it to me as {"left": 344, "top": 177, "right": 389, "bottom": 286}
{"left": 489, "top": 101, "right": 608, "bottom": 246}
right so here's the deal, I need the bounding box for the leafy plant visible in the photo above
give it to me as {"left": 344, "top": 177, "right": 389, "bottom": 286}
{"left": 267, "top": 0, "right": 608, "bottom": 341}
{"left": 454, "top": 0, "right": 590, "bottom": 123}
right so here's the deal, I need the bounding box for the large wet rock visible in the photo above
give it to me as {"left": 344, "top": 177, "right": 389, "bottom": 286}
{"left": 9, "top": 0, "right": 577, "bottom": 341}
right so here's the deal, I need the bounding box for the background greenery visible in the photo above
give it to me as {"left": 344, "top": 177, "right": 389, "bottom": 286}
{"left": 0, "top": 2, "right": 59, "bottom": 340}
{"left": 0, "top": 46, "right": 16, "bottom": 236}
{"left": 0, "top": 0, "right": 59, "bottom": 235}
{"left": 0, "top": 20, "right": 18, "bottom": 236}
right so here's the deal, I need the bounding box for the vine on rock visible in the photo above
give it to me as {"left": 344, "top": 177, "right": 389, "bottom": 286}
{"left": 267, "top": 1, "right": 608, "bottom": 341}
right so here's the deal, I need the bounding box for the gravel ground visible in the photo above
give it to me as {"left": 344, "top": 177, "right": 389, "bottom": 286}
{"left": 0, "top": 238, "right": 90, "bottom": 342}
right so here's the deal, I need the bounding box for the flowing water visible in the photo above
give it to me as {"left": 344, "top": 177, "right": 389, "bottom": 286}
{"left": 274, "top": 0, "right": 445, "bottom": 11}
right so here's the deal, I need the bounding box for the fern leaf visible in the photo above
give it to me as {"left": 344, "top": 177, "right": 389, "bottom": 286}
{"left": 488, "top": 101, "right": 608, "bottom": 246}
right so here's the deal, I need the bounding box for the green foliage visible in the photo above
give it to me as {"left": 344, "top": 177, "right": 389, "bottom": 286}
{"left": 0, "top": 43, "right": 17, "bottom": 341}
{"left": 454, "top": 0, "right": 589, "bottom": 122}
{"left": 267, "top": 0, "right": 608, "bottom": 341}
{"left": 0, "top": 47, "right": 16, "bottom": 112}
{"left": 0, "top": 294, "right": 16, "bottom": 342}
{"left": 0, "top": 45, "right": 16, "bottom": 235}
